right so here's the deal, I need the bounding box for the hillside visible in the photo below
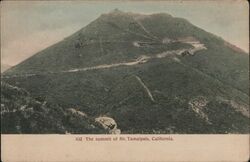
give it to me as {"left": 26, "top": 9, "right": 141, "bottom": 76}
{"left": 1, "top": 82, "right": 107, "bottom": 134}
{"left": 2, "top": 10, "right": 249, "bottom": 134}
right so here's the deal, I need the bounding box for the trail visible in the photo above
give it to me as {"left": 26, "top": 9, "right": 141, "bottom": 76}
{"left": 67, "top": 108, "right": 87, "bottom": 117}
{"left": 103, "top": 20, "right": 156, "bottom": 41}
{"left": 135, "top": 75, "right": 155, "bottom": 102}
{"left": 2, "top": 38, "right": 248, "bottom": 104}
{"left": 1, "top": 39, "right": 206, "bottom": 79}
{"left": 62, "top": 55, "right": 150, "bottom": 73}
{"left": 125, "top": 28, "right": 156, "bottom": 41}
{"left": 133, "top": 18, "right": 160, "bottom": 41}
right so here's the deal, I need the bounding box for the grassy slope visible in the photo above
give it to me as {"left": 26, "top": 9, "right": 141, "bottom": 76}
{"left": 137, "top": 13, "right": 249, "bottom": 94}
{"left": 3, "top": 58, "right": 249, "bottom": 133}
{"left": 1, "top": 82, "right": 106, "bottom": 134}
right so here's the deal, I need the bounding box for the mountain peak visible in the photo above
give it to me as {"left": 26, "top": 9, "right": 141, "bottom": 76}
{"left": 112, "top": 8, "right": 122, "bottom": 13}
{"left": 103, "top": 9, "right": 173, "bottom": 20}
{"left": 109, "top": 8, "right": 124, "bottom": 14}
{"left": 106, "top": 9, "right": 143, "bottom": 17}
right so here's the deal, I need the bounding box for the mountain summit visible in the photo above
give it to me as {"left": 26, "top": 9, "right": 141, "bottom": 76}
{"left": 110, "top": 8, "right": 123, "bottom": 14}
{"left": 2, "top": 10, "right": 249, "bottom": 134}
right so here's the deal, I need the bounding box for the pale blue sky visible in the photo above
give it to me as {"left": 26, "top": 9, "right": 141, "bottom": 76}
{"left": 1, "top": 0, "right": 249, "bottom": 66}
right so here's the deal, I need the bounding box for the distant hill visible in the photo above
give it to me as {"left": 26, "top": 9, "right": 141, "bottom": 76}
{"left": 2, "top": 10, "right": 249, "bottom": 133}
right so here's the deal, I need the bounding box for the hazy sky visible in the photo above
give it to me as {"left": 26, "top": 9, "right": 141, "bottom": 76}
{"left": 1, "top": 0, "right": 249, "bottom": 66}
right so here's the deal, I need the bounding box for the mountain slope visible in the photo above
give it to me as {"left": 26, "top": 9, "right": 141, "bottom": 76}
{"left": 1, "top": 82, "right": 107, "bottom": 134}
{"left": 2, "top": 10, "right": 249, "bottom": 134}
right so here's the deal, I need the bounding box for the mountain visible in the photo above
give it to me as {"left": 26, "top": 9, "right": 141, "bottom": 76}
{"left": 2, "top": 10, "right": 249, "bottom": 134}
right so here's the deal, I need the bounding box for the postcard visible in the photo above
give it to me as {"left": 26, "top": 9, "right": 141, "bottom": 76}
{"left": 1, "top": 0, "right": 249, "bottom": 161}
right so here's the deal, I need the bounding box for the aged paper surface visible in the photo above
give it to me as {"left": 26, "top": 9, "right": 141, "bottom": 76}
{"left": 1, "top": 135, "right": 249, "bottom": 162}
{"left": 1, "top": 0, "right": 249, "bottom": 161}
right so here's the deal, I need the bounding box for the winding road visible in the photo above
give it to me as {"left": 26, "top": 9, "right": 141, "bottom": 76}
{"left": 1, "top": 38, "right": 206, "bottom": 78}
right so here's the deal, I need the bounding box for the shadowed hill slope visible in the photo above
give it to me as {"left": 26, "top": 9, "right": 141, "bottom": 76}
{"left": 1, "top": 82, "right": 106, "bottom": 134}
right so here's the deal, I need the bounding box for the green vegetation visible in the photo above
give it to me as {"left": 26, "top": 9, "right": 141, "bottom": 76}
{"left": 1, "top": 82, "right": 106, "bottom": 134}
